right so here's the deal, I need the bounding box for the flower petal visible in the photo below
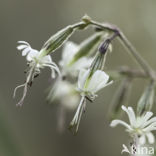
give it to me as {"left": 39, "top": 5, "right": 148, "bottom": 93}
{"left": 22, "top": 47, "right": 31, "bottom": 56}
{"left": 17, "top": 41, "right": 30, "bottom": 46}
{"left": 61, "top": 41, "right": 79, "bottom": 66}
{"left": 121, "top": 105, "right": 135, "bottom": 126}
{"left": 143, "top": 122, "right": 156, "bottom": 132}
{"left": 87, "top": 70, "right": 109, "bottom": 93}
{"left": 146, "top": 132, "right": 155, "bottom": 144}
{"left": 140, "top": 112, "right": 154, "bottom": 128}
{"left": 142, "top": 117, "right": 156, "bottom": 128}
{"left": 127, "top": 107, "right": 136, "bottom": 125}
{"left": 110, "top": 119, "right": 132, "bottom": 130}
{"left": 78, "top": 69, "right": 89, "bottom": 91}
{"left": 17, "top": 45, "right": 28, "bottom": 50}
{"left": 139, "top": 135, "right": 146, "bottom": 145}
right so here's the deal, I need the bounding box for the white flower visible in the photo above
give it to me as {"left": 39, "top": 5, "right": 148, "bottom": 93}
{"left": 77, "top": 69, "right": 113, "bottom": 100}
{"left": 14, "top": 41, "right": 60, "bottom": 106}
{"left": 110, "top": 105, "right": 156, "bottom": 145}
{"left": 17, "top": 41, "right": 60, "bottom": 78}
{"left": 69, "top": 69, "right": 113, "bottom": 133}
{"left": 47, "top": 80, "right": 79, "bottom": 110}
{"left": 59, "top": 41, "right": 93, "bottom": 76}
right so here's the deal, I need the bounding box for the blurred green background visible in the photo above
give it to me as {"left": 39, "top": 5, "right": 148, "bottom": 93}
{"left": 1, "top": 0, "right": 156, "bottom": 156}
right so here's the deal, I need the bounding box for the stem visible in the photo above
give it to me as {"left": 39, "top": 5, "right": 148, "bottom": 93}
{"left": 119, "top": 32, "right": 154, "bottom": 78}
{"left": 89, "top": 20, "right": 156, "bottom": 80}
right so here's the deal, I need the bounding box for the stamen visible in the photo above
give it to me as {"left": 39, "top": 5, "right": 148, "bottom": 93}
{"left": 14, "top": 63, "right": 36, "bottom": 107}
{"left": 69, "top": 96, "right": 86, "bottom": 134}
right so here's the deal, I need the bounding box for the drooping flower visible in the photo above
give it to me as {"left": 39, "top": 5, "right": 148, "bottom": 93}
{"left": 59, "top": 41, "right": 93, "bottom": 77}
{"left": 77, "top": 68, "right": 113, "bottom": 100}
{"left": 110, "top": 105, "right": 156, "bottom": 145}
{"left": 47, "top": 80, "right": 79, "bottom": 110}
{"left": 47, "top": 80, "right": 80, "bottom": 133}
{"left": 69, "top": 68, "right": 113, "bottom": 133}
{"left": 13, "top": 41, "right": 60, "bottom": 106}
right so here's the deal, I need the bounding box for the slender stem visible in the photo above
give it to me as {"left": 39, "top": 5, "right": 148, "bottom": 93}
{"left": 89, "top": 20, "right": 156, "bottom": 80}
{"left": 119, "top": 32, "right": 154, "bottom": 78}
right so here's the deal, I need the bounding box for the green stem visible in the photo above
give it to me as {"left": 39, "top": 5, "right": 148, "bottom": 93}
{"left": 89, "top": 20, "right": 156, "bottom": 80}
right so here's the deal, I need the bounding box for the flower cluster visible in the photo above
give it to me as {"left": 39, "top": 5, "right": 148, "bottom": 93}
{"left": 13, "top": 16, "right": 156, "bottom": 155}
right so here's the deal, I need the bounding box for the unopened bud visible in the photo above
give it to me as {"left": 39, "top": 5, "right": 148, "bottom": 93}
{"left": 137, "top": 81, "right": 155, "bottom": 116}
{"left": 99, "top": 38, "right": 111, "bottom": 54}
{"left": 109, "top": 77, "right": 132, "bottom": 120}
{"left": 40, "top": 25, "right": 75, "bottom": 57}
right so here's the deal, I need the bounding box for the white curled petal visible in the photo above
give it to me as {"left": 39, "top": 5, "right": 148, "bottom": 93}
{"left": 78, "top": 69, "right": 89, "bottom": 91}
{"left": 139, "top": 135, "right": 146, "bottom": 145}
{"left": 87, "top": 70, "right": 109, "bottom": 93}
{"left": 17, "top": 41, "right": 30, "bottom": 45}
{"left": 110, "top": 120, "right": 132, "bottom": 130}
{"left": 17, "top": 45, "right": 28, "bottom": 50}
{"left": 121, "top": 105, "right": 135, "bottom": 126}
{"left": 146, "top": 132, "right": 155, "bottom": 144}
{"left": 127, "top": 107, "right": 136, "bottom": 126}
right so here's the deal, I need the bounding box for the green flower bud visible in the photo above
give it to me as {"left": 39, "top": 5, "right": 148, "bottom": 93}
{"left": 109, "top": 77, "right": 132, "bottom": 120}
{"left": 40, "top": 25, "right": 75, "bottom": 57}
{"left": 137, "top": 81, "right": 155, "bottom": 116}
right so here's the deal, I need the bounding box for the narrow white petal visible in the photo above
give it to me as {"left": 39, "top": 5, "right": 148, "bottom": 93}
{"left": 127, "top": 107, "right": 136, "bottom": 126}
{"left": 139, "top": 135, "right": 146, "bottom": 145}
{"left": 142, "top": 117, "right": 156, "bottom": 128}
{"left": 17, "top": 41, "right": 30, "bottom": 46}
{"left": 143, "top": 122, "right": 156, "bottom": 132}
{"left": 121, "top": 105, "right": 135, "bottom": 126}
{"left": 110, "top": 120, "right": 132, "bottom": 130}
{"left": 143, "top": 112, "right": 153, "bottom": 122}
{"left": 146, "top": 132, "right": 155, "bottom": 144}
{"left": 17, "top": 45, "right": 28, "bottom": 50}
{"left": 140, "top": 112, "right": 154, "bottom": 128}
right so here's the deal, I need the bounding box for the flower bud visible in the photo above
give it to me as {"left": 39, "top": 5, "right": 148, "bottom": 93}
{"left": 109, "top": 77, "right": 132, "bottom": 120}
{"left": 137, "top": 81, "right": 155, "bottom": 116}
{"left": 40, "top": 25, "right": 75, "bottom": 57}
{"left": 89, "top": 38, "right": 112, "bottom": 76}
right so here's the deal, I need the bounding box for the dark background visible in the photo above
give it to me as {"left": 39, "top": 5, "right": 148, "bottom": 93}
{"left": 0, "top": 0, "right": 156, "bottom": 156}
